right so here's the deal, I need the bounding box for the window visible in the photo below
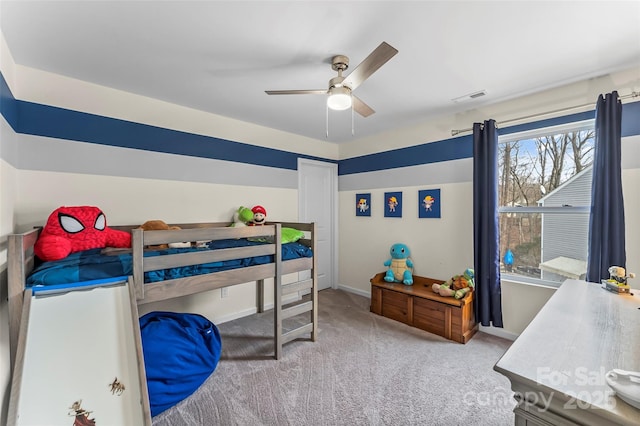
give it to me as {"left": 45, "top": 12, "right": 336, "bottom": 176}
{"left": 498, "top": 120, "right": 595, "bottom": 286}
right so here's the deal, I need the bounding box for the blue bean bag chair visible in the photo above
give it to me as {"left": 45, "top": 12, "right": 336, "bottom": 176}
{"left": 140, "top": 311, "right": 222, "bottom": 416}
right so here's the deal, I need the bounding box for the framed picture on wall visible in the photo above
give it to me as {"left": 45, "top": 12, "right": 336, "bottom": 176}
{"left": 419, "top": 188, "right": 441, "bottom": 218}
{"left": 384, "top": 191, "right": 402, "bottom": 218}
{"left": 356, "top": 193, "right": 371, "bottom": 216}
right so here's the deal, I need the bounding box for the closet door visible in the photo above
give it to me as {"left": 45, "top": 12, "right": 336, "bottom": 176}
{"left": 298, "top": 158, "right": 337, "bottom": 291}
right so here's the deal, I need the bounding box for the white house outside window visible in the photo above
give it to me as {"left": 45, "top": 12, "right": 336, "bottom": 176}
{"left": 498, "top": 120, "right": 595, "bottom": 287}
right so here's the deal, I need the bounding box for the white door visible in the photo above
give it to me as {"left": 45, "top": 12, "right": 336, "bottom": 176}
{"left": 298, "top": 159, "right": 337, "bottom": 291}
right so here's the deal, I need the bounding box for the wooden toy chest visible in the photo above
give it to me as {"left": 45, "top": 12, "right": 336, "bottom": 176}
{"left": 370, "top": 272, "right": 478, "bottom": 343}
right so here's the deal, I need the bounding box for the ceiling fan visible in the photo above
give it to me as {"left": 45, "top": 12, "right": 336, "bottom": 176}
{"left": 265, "top": 41, "right": 398, "bottom": 117}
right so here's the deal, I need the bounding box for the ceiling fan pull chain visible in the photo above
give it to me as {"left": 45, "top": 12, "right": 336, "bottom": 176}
{"left": 326, "top": 104, "right": 329, "bottom": 139}
{"left": 352, "top": 102, "right": 355, "bottom": 136}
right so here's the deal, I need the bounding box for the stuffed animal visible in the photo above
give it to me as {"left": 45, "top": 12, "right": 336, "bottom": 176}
{"left": 250, "top": 205, "right": 267, "bottom": 226}
{"left": 34, "top": 206, "right": 131, "bottom": 261}
{"left": 137, "top": 220, "right": 191, "bottom": 249}
{"left": 432, "top": 268, "right": 475, "bottom": 299}
{"left": 230, "top": 206, "right": 254, "bottom": 228}
{"left": 607, "top": 266, "right": 636, "bottom": 285}
{"left": 383, "top": 243, "right": 414, "bottom": 285}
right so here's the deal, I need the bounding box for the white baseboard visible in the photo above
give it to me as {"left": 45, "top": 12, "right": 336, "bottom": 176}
{"left": 336, "top": 283, "right": 370, "bottom": 298}
{"left": 213, "top": 293, "right": 300, "bottom": 324}
{"left": 479, "top": 325, "right": 518, "bottom": 341}
{"left": 213, "top": 307, "right": 258, "bottom": 325}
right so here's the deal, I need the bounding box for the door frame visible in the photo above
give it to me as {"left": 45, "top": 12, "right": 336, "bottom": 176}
{"left": 298, "top": 158, "right": 338, "bottom": 290}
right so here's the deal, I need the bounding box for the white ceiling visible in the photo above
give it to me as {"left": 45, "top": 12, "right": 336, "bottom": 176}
{"left": 1, "top": 1, "right": 639, "bottom": 143}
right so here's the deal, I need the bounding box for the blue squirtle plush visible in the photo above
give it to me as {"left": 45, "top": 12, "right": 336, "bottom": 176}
{"left": 383, "top": 243, "right": 414, "bottom": 285}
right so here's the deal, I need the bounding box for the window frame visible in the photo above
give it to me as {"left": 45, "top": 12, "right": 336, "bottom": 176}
{"left": 498, "top": 119, "right": 595, "bottom": 288}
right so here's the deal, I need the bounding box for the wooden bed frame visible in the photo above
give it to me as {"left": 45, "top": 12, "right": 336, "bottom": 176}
{"left": 7, "top": 221, "right": 318, "bottom": 366}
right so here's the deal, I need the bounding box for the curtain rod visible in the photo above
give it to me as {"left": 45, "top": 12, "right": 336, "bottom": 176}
{"left": 450, "top": 91, "right": 639, "bottom": 136}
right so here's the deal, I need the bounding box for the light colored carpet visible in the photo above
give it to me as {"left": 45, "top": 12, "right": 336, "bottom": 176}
{"left": 152, "top": 289, "right": 516, "bottom": 425}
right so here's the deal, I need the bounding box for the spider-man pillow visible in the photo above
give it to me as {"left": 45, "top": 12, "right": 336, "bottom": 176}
{"left": 34, "top": 206, "right": 131, "bottom": 262}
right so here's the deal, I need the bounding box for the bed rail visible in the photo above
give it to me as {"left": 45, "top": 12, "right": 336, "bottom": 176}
{"left": 130, "top": 224, "right": 281, "bottom": 301}
{"left": 7, "top": 228, "right": 40, "bottom": 367}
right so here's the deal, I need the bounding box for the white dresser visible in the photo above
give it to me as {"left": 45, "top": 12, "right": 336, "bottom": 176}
{"left": 494, "top": 279, "right": 640, "bottom": 425}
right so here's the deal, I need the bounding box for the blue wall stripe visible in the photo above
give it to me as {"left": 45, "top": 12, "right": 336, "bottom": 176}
{"left": 0, "top": 72, "right": 18, "bottom": 131}
{"left": 339, "top": 111, "right": 596, "bottom": 176}
{"left": 17, "top": 100, "right": 333, "bottom": 170}
{"left": 339, "top": 105, "right": 639, "bottom": 176}
{"left": 1, "top": 71, "right": 638, "bottom": 176}
{"left": 339, "top": 136, "right": 473, "bottom": 175}
{"left": 622, "top": 100, "right": 640, "bottom": 137}
{"left": 497, "top": 110, "right": 596, "bottom": 136}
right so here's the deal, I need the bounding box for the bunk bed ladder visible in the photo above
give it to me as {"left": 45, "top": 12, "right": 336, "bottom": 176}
{"left": 274, "top": 222, "right": 318, "bottom": 359}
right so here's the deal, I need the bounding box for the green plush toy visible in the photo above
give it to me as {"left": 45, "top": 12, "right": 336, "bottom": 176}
{"left": 432, "top": 268, "right": 475, "bottom": 299}
{"left": 231, "top": 206, "right": 254, "bottom": 227}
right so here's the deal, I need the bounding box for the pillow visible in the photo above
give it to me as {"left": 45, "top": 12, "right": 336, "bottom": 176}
{"left": 281, "top": 227, "right": 305, "bottom": 243}
{"left": 34, "top": 206, "right": 131, "bottom": 261}
{"left": 248, "top": 227, "right": 305, "bottom": 244}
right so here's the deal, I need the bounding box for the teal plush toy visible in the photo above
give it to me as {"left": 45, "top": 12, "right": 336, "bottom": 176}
{"left": 384, "top": 243, "right": 414, "bottom": 285}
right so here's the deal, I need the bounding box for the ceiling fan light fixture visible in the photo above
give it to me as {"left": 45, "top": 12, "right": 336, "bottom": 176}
{"left": 327, "top": 86, "right": 352, "bottom": 110}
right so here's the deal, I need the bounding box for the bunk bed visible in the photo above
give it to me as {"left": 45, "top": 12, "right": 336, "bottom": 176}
{"left": 6, "top": 221, "right": 317, "bottom": 425}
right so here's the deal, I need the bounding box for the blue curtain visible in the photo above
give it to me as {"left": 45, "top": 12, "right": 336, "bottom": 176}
{"left": 586, "top": 91, "right": 626, "bottom": 282}
{"left": 473, "top": 120, "right": 503, "bottom": 327}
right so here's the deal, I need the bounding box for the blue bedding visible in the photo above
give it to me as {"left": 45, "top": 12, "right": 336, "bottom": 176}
{"left": 26, "top": 239, "right": 313, "bottom": 288}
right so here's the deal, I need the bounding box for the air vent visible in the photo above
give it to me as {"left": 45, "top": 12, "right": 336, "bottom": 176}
{"left": 452, "top": 90, "right": 487, "bottom": 103}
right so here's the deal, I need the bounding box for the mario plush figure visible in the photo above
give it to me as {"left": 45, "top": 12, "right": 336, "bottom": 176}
{"left": 34, "top": 206, "right": 131, "bottom": 261}
{"left": 250, "top": 205, "right": 267, "bottom": 226}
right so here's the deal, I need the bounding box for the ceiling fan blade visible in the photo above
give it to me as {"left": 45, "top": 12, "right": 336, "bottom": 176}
{"left": 343, "top": 42, "right": 398, "bottom": 91}
{"left": 265, "top": 89, "right": 327, "bottom": 95}
{"left": 353, "top": 96, "right": 375, "bottom": 117}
